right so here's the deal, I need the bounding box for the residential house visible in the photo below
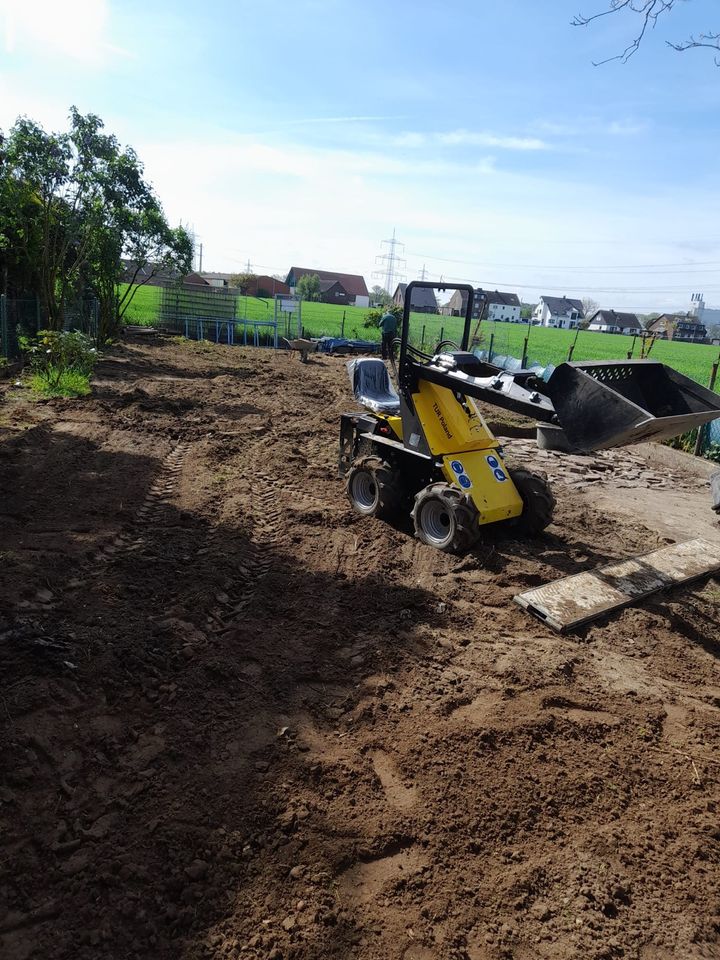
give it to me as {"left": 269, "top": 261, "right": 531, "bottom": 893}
{"left": 121, "top": 260, "right": 181, "bottom": 286}
{"left": 647, "top": 314, "right": 707, "bottom": 343}
{"left": 587, "top": 309, "right": 642, "bottom": 335}
{"left": 200, "top": 271, "right": 234, "bottom": 288}
{"left": 534, "top": 296, "right": 584, "bottom": 330}
{"left": 286, "top": 267, "right": 369, "bottom": 307}
{"left": 443, "top": 288, "right": 521, "bottom": 321}
{"left": 182, "top": 272, "right": 209, "bottom": 287}
{"left": 319, "top": 279, "right": 351, "bottom": 305}
{"left": 393, "top": 283, "right": 438, "bottom": 314}
{"left": 244, "top": 275, "right": 290, "bottom": 298}
{"left": 481, "top": 289, "right": 522, "bottom": 323}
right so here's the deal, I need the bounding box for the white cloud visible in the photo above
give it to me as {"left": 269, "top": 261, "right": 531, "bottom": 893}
{"left": 436, "top": 129, "right": 549, "bottom": 150}
{"left": 384, "top": 129, "right": 549, "bottom": 151}
{"left": 130, "top": 130, "right": 720, "bottom": 313}
{"left": 535, "top": 117, "right": 649, "bottom": 138}
{"left": 607, "top": 119, "right": 648, "bottom": 136}
{"left": 0, "top": 0, "right": 132, "bottom": 63}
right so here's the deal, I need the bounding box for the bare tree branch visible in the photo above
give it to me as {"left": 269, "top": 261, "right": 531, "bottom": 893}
{"left": 669, "top": 31, "right": 720, "bottom": 66}
{"left": 572, "top": 0, "right": 700, "bottom": 65}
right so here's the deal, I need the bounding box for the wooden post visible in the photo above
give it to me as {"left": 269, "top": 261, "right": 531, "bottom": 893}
{"left": 520, "top": 317, "right": 532, "bottom": 367}
{"left": 694, "top": 360, "right": 719, "bottom": 457}
{"left": 627, "top": 335, "right": 636, "bottom": 360}
{"left": 341, "top": 310, "right": 345, "bottom": 338}
{"left": 421, "top": 324, "right": 426, "bottom": 348}
{"left": 488, "top": 332, "right": 495, "bottom": 362}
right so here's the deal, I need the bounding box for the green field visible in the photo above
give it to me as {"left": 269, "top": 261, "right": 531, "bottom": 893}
{"left": 121, "top": 285, "right": 720, "bottom": 390}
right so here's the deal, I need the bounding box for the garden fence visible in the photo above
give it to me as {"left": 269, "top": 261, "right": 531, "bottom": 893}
{"left": 0, "top": 295, "right": 100, "bottom": 360}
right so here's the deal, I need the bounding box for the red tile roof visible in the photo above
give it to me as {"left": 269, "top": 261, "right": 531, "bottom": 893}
{"left": 287, "top": 267, "right": 368, "bottom": 299}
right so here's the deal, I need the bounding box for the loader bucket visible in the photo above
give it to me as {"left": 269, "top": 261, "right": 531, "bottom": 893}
{"left": 546, "top": 360, "right": 720, "bottom": 452}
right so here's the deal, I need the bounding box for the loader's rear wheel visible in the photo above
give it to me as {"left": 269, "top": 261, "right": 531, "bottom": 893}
{"left": 346, "top": 456, "right": 401, "bottom": 520}
{"left": 508, "top": 467, "right": 556, "bottom": 535}
{"left": 412, "top": 483, "right": 480, "bottom": 553}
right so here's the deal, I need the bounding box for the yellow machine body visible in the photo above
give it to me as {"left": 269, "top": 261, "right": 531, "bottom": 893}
{"left": 412, "top": 379, "right": 524, "bottom": 525}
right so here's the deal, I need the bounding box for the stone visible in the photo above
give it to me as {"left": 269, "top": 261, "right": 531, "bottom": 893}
{"left": 184, "top": 859, "right": 209, "bottom": 881}
{"left": 531, "top": 901, "right": 552, "bottom": 922}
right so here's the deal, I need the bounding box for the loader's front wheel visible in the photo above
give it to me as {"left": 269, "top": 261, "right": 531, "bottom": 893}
{"left": 508, "top": 467, "right": 556, "bottom": 535}
{"left": 346, "top": 456, "right": 401, "bottom": 520}
{"left": 412, "top": 483, "right": 480, "bottom": 553}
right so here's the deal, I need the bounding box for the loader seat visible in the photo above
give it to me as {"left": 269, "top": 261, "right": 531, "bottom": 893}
{"left": 346, "top": 358, "right": 401, "bottom": 415}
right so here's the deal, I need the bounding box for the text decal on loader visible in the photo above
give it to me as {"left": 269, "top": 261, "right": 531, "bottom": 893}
{"left": 432, "top": 402, "right": 453, "bottom": 440}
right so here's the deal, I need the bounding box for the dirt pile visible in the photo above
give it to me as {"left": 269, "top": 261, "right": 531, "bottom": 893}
{"left": 1, "top": 335, "right": 719, "bottom": 960}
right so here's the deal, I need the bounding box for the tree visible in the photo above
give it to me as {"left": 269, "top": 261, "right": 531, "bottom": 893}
{"left": 1, "top": 108, "right": 191, "bottom": 342}
{"left": 581, "top": 297, "right": 599, "bottom": 325}
{"left": 572, "top": 1, "right": 720, "bottom": 64}
{"left": 296, "top": 272, "right": 321, "bottom": 301}
{"left": 230, "top": 272, "right": 256, "bottom": 294}
{"left": 371, "top": 284, "right": 393, "bottom": 307}
{"left": 89, "top": 202, "right": 191, "bottom": 344}
{"left": 0, "top": 136, "right": 44, "bottom": 296}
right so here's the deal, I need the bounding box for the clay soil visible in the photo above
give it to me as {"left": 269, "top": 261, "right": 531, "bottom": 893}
{"left": 1, "top": 335, "right": 719, "bottom": 960}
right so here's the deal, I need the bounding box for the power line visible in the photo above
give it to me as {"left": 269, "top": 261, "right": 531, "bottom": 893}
{"left": 423, "top": 270, "right": 720, "bottom": 296}
{"left": 372, "top": 228, "right": 406, "bottom": 293}
{"left": 407, "top": 251, "right": 720, "bottom": 273}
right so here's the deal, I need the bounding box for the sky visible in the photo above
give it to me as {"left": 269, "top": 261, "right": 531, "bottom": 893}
{"left": 2, "top": 0, "right": 720, "bottom": 312}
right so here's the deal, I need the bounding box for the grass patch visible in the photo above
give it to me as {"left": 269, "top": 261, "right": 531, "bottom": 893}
{"left": 30, "top": 369, "right": 92, "bottom": 398}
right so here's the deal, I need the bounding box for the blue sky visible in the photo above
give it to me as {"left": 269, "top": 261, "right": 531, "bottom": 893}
{"left": 2, "top": 0, "right": 720, "bottom": 311}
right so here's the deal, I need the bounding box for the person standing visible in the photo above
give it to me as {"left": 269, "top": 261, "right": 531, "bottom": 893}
{"left": 380, "top": 310, "right": 397, "bottom": 360}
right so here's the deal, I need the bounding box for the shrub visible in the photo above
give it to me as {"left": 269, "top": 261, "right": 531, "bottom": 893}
{"left": 364, "top": 304, "right": 402, "bottom": 329}
{"left": 24, "top": 329, "right": 98, "bottom": 397}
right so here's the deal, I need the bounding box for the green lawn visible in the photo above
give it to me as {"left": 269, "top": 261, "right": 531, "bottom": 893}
{"left": 120, "top": 285, "right": 720, "bottom": 390}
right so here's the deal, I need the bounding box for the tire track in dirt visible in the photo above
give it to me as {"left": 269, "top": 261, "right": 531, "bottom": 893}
{"left": 209, "top": 474, "right": 286, "bottom": 632}
{"left": 93, "top": 441, "right": 190, "bottom": 562}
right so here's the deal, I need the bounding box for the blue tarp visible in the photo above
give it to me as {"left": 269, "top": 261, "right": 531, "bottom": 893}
{"left": 316, "top": 337, "right": 380, "bottom": 354}
{"left": 473, "top": 348, "right": 555, "bottom": 382}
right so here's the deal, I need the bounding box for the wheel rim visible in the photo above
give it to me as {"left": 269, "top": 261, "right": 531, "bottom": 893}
{"left": 351, "top": 470, "right": 377, "bottom": 509}
{"left": 420, "top": 499, "right": 453, "bottom": 546}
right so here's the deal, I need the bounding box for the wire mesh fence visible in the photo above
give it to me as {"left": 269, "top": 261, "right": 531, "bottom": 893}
{"left": 0, "top": 295, "right": 100, "bottom": 359}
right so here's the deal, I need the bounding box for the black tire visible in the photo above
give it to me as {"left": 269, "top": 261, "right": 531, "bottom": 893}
{"left": 346, "top": 456, "right": 402, "bottom": 520}
{"left": 508, "top": 467, "right": 556, "bottom": 535}
{"left": 411, "top": 482, "right": 480, "bottom": 553}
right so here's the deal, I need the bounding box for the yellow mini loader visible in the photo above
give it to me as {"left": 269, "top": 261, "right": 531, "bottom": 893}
{"left": 339, "top": 282, "right": 720, "bottom": 552}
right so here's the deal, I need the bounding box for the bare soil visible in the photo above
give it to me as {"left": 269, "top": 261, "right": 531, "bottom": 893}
{"left": 1, "top": 335, "right": 719, "bottom": 960}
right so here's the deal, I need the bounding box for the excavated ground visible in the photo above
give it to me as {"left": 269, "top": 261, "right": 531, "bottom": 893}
{"left": 1, "top": 334, "right": 719, "bottom": 960}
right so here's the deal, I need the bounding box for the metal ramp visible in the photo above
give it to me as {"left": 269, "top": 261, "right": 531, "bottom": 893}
{"left": 515, "top": 538, "right": 720, "bottom": 632}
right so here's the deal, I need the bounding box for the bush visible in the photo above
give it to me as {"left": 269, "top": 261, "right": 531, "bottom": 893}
{"left": 24, "top": 329, "right": 98, "bottom": 397}
{"left": 364, "top": 304, "right": 402, "bottom": 329}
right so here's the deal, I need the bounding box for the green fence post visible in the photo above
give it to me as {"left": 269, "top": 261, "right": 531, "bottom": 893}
{"left": 0, "top": 294, "right": 7, "bottom": 359}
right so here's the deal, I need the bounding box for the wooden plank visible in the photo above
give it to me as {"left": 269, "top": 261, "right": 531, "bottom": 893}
{"left": 514, "top": 537, "right": 720, "bottom": 632}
